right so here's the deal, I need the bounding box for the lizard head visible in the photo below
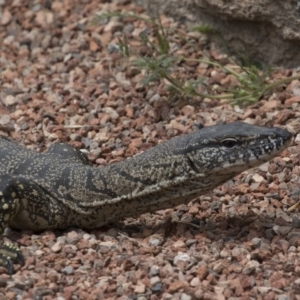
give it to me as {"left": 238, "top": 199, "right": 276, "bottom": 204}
{"left": 181, "top": 122, "right": 292, "bottom": 175}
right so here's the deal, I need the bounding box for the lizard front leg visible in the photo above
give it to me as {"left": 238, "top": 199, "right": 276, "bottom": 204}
{"left": 0, "top": 175, "right": 24, "bottom": 274}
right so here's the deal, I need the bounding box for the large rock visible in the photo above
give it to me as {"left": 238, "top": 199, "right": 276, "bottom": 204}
{"left": 136, "top": 0, "right": 300, "bottom": 68}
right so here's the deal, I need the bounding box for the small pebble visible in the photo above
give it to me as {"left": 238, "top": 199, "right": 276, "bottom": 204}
{"left": 173, "top": 252, "right": 190, "bottom": 265}
{"left": 51, "top": 241, "right": 62, "bottom": 253}
{"left": 61, "top": 266, "right": 74, "bottom": 275}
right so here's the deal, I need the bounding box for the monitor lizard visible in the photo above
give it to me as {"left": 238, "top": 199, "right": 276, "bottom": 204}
{"left": 0, "top": 122, "right": 292, "bottom": 273}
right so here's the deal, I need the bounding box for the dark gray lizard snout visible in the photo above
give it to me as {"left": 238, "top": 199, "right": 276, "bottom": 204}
{"left": 274, "top": 126, "right": 293, "bottom": 140}
{"left": 268, "top": 126, "right": 293, "bottom": 149}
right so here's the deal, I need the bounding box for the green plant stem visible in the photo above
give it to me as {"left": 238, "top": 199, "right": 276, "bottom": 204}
{"left": 184, "top": 58, "right": 244, "bottom": 79}
{"left": 162, "top": 69, "right": 232, "bottom": 99}
{"left": 261, "top": 75, "right": 300, "bottom": 94}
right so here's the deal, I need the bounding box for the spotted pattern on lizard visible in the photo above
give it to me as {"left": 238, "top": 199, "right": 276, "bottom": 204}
{"left": 0, "top": 122, "right": 292, "bottom": 273}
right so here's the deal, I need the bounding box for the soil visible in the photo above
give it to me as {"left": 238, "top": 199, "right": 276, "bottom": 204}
{"left": 0, "top": 1, "right": 300, "bottom": 299}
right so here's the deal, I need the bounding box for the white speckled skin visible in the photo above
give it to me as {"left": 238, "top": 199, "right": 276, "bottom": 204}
{"left": 0, "top": 122, "right": 292, "bottom": 233}
{"left": 0, "top": 122, "right": 292, "bottom": 272}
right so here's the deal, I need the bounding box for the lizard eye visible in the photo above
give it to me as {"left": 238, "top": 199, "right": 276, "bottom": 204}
{"left": 221, "top": 138, "right": 238, "bottom": 149}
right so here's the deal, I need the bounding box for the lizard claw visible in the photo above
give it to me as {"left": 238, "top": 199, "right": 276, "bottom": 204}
{"left": 0, "top": 243, "right": 24, "bottom": 274}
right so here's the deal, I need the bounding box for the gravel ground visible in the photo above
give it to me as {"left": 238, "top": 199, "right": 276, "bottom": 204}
{"left": 1, "top": 1, "right": 300, "bottom": 299}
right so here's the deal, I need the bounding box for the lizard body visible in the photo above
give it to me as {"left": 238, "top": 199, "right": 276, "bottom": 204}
{"left": 0, "top": 122, "right": 292, "bottom": 272}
